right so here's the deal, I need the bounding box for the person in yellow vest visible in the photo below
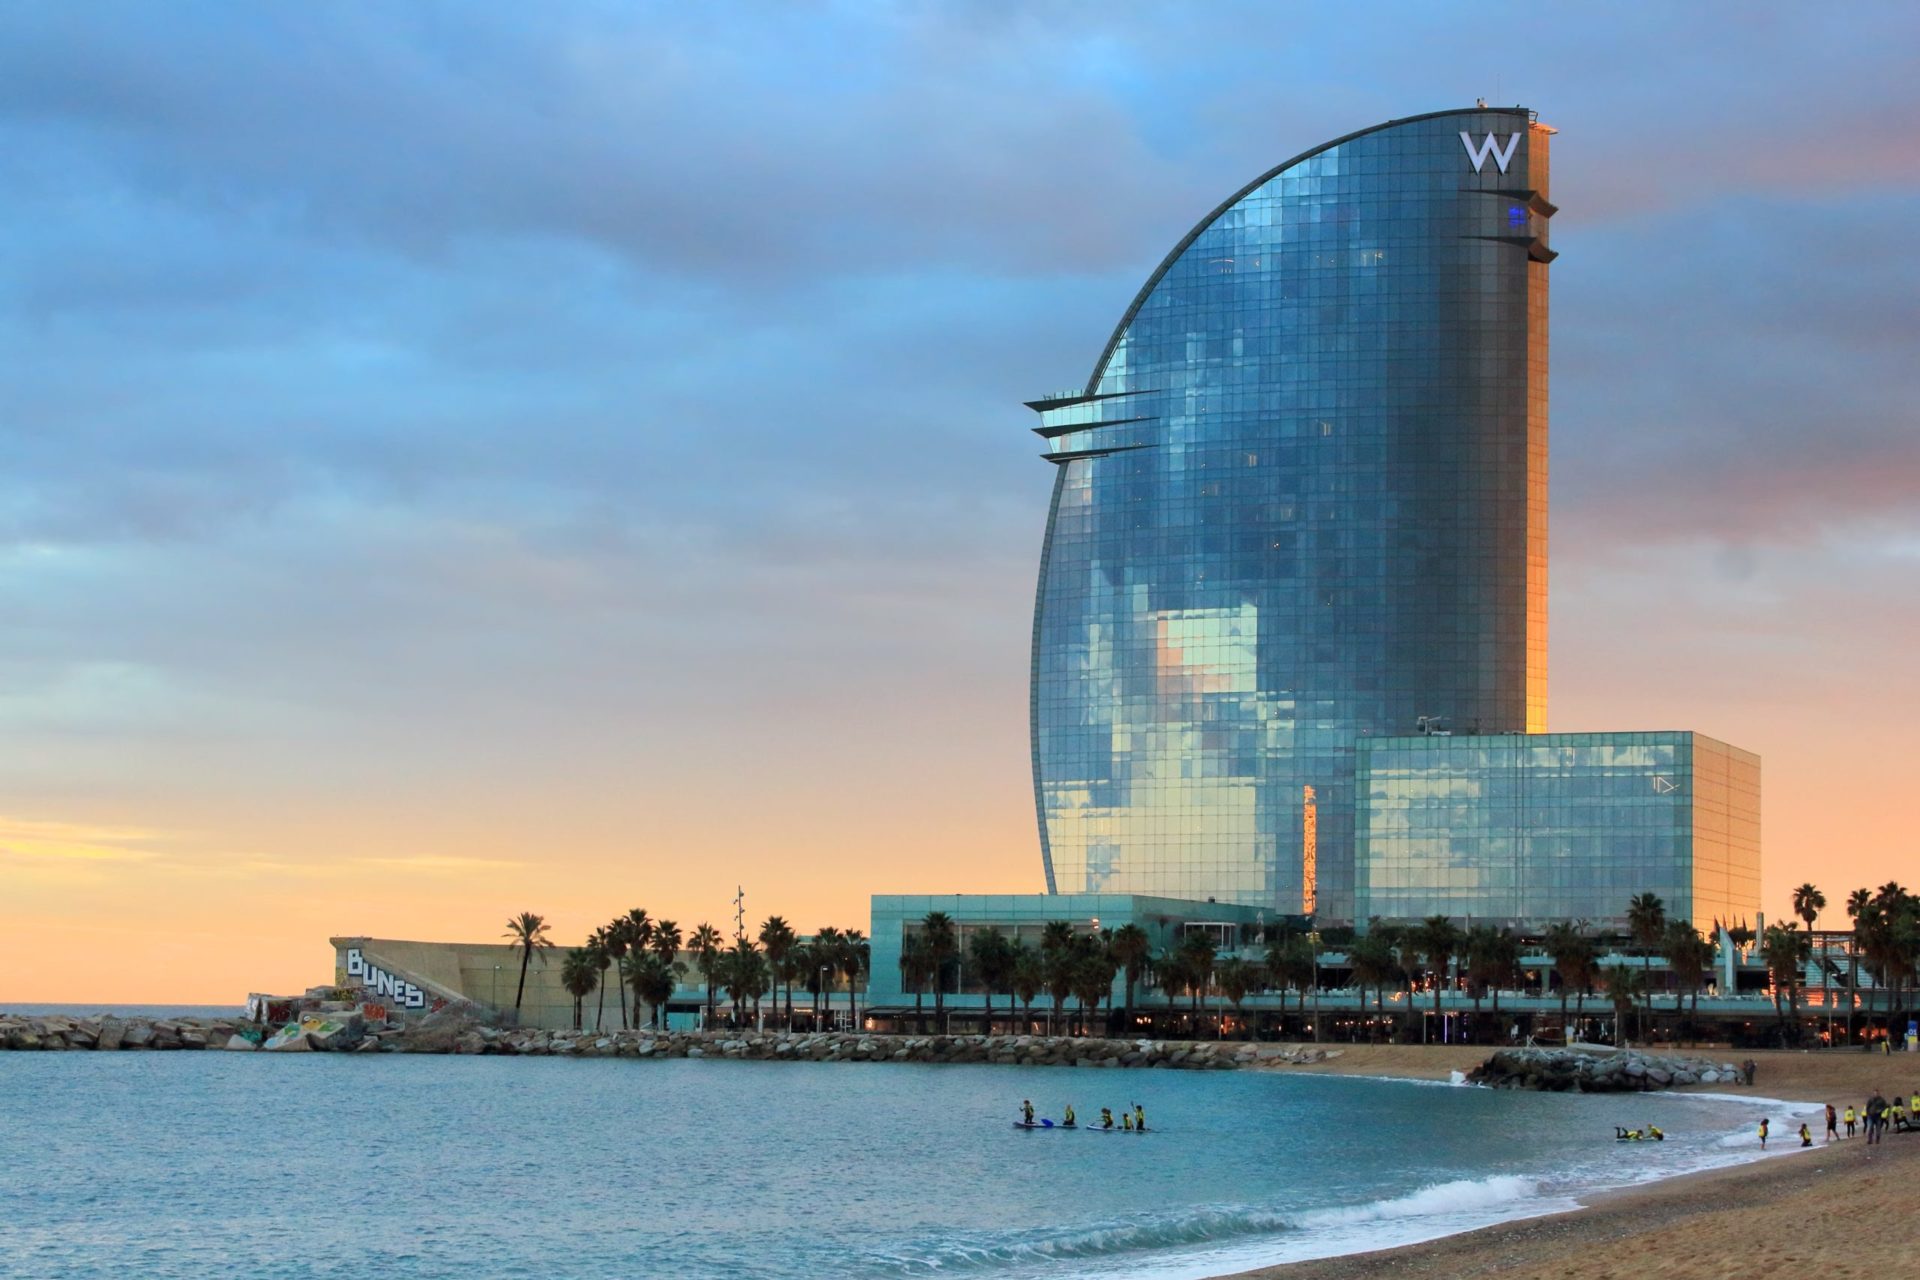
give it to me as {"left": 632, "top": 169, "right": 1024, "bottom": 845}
{"left": 1844, "top": 1105, "right": 1857, "bottom": 1138}
{"left": 1758, "top": 1118, "right": 1769, "bottom": 1149}
{"left": 1798, "top": 1122, "right": 1813, "bottom": 1148}
{"left": 1100, "top": 1107, "right": 1114, "bottom": 1130}
{"left": 1063, "top": 1104, "right": 1076, "bottom": 1128}
{"left": 1122, "top": 1111, "right": 1133, "bottom": 1131}
{"left": 1134, "top": 1103, "right": 1146, "bottom": 1131}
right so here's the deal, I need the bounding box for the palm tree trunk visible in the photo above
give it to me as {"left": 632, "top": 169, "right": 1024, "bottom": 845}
{"left": 515, "top": 947, "right": 532, "bottom": 1014}
{"left": 595, "top": 979, "right": 606, "bottom": 1032}
{"left": 617, "top": 976, "right": 629, "bottom": 1030}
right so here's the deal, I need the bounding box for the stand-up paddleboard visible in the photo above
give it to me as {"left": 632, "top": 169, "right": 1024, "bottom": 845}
{"left": 1012, "top": 1119, "right": 1057, "bottom": 1129}
{"left": 1085, "top": 1125, "right": 1148, "bottom": 1134}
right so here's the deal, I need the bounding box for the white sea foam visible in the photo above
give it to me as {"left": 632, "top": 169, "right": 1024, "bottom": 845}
{"left": 874, "top": 1175, "right": 1573, "bottom": 1279}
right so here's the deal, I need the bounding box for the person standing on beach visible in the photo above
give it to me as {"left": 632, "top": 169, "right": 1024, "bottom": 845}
{"left": 1844, "top": 1105, "right": 1856, "bottom": 1138}
{"left": 1865, "top": 1091, "right": 1886, "bottom": 1145}
{"left": 1758, "top": 1118, "right": 1769, "bottom": 1148}
{"left": 1826, "top": 1104, "right": 1838, "bottom": 1142}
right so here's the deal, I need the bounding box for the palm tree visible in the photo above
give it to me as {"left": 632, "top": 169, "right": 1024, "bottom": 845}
{"left": 1264, "top": 935, "right": 1312, "bottom": 1030}
{"left": 1792, "top": 884, "right": 1828, "bottom": 1035}
{"left": 758, "top": 916, "right": 797, "bottom": 1029}
{"left": 721, "top": 938, "right": 766, "bottom": 1025}
{"left": 625, "top": 908, "right": 655, "bottom": 957}
{"left": 1108, "top": 924, "right": 1152, "bottom": 1031}
{"left": 1011, "top": 943, "right": 1043, "bottom": 1032}
{"left": 1626, "top": 893, "right": 1667, "bottom": 1038}
{"left": 900, "top": 934, "right": 934, "bottom": 1032}
{"left": 560, "top": 947, "right": 599, "bottom": 1030}
{"left": 1044, "top": 942, "right": 1076, "bottom": 1035}
{"left": 968, "top": 930, "right": 1016, "bottom": 1034}
{"left": 1409, "top": 915, "right": 1461, "bottom": 1043}
{"left": 838, "top": 930, "right": 868, "bottom": 1028}
{"left": 588, "top": 929, "right": 613, "bottom": 1031}
{"left": 1178, "top": 930, "right": 1218, "bottom": 1037}
{"left": 1156, "top": 948, "right": 1190, "bottom": 1034}
{"left": 1603, "top": 964, "right": 1644, "bottom": 1046}
{"left": 921, "top": 913, "right": 958, "bottom": 1032}
{"left": 1214, "top": 957, "right": 1253, "bottom": 1038}
{"left": 636, "top": 952, "right": 684, "bottom": 1027}
{"left": 1846, "top": 888, "right": 1872, "bottom": 1042}
{"left": 502, "top": 911, "right": 554, "bottom": 1017}
{"left": 1483, "top": 928, "right": 1522, "bottom": 1039}
{"left": 1761, "top": 923, "right": 1811, "bottom": 1041}
{"left": 690, "top": 923, "right": 724, "bottom": 1028}
{"left": 1661, "top": 920, "right": 1712, "bottom": 1046}
{"left": 1542, "top": 922, "right": 1585, "bottom": 1037}
{"left": 652, "top": 919, "right": 682, "bottom": 967}
{"left": 1070, "top": 938, "right": 1117, "bottom": 1036}
{"left": 812, "top": 926, "right": 844, "bottom": 1028}
{"left": 1348, "top": 930, "right": 1398, "bottom": 1044}
{"left": 603, "top": 918, "right": 633, "bottom": 1029}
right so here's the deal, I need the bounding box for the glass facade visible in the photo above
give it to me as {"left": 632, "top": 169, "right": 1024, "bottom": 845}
{"left": 1355, "top": 732, "right": 1761, "bottom": 928}
{"left": 1031, "top": 108, "right": 1554, "bottom": 920}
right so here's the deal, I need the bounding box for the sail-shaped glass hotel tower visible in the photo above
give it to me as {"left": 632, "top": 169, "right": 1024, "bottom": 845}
{"left": 1030, "top": 107, "right": 1555, "bottom": 923}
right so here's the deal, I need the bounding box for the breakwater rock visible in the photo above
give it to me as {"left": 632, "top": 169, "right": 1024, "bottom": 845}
{"left": 408, "top": 1028, "right": 1254, "bottom": 1068}
{"left": 1, "top": 1012, "right": 1287, "bottom": 1070}
{"left": 1469, "top": 1047, "right": 1742, "bottom": 1091}
{"left": 0, "top": 1013, "right": 241, "bottom": 1051}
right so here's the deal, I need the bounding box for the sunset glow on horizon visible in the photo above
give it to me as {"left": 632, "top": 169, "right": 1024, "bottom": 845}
{"left": 4, "top": 7, "right": 1917, "bottom": 1003}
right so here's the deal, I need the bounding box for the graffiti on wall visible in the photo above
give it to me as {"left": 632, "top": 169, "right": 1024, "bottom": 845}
{"left": 344, "top": 947, "right": 429, "bottom": 1010}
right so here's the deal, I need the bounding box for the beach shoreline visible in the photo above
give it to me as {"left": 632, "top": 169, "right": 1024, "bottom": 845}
{"left": 1218, "top": 1046, "right": 1919, "bottom": 1280}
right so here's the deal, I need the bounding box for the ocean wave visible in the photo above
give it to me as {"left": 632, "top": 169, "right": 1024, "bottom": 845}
{"left": 865, "top": 1174, "right": 1551, "bottom": 1275}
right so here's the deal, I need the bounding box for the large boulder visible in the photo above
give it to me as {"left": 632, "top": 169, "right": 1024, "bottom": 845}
{"left": 120, "top": 1021, "right": 156, "bottom": 1049}
{"left": 304, "top": 1013, "right": 365, "bottom": 1051}
{"left": 261, "top": 1024, "right": 313, "bottom": 1052}
{"left": 95, "top": 1017, "right": 126, "bottom": 1051}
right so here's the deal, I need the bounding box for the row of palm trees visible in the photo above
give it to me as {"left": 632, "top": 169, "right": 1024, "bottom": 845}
{"left": 899, "top": 914, "right": 1155, "bottom": 1034}
{"left": 504, "top": 910, "right": 872, "bottom": 1031}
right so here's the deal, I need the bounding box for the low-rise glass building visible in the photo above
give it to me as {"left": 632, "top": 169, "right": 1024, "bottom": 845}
{"left": 1354, "top": 731, "right": 1760, "bottom": 928}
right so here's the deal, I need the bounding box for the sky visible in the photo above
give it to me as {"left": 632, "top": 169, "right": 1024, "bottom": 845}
{"left": 3, "top": 3, "right": 1917, "bottom": 1002}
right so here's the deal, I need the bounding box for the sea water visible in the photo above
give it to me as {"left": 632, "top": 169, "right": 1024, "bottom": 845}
{"left": 0, "top": 1047, "right": 1808, "bottom": 1280}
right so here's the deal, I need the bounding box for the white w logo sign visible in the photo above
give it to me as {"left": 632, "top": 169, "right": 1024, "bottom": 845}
{"left": 1460, "top": 131, "right": 1520, "bottom": 174}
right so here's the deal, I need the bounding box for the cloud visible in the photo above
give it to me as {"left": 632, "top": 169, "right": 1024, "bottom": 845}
{"left": 0, "top": 816, "right": 164, "bottom": 862}
{"left": 0, "top": 2, "right": 1916, "bottom": 960}
{"left": 349, "top": 856, "right": 525, "bottom": 873}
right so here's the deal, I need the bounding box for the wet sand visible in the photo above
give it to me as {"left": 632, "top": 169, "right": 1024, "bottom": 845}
{"left": 1229, "top": 1045, "right": 1920, "bottom": 1280}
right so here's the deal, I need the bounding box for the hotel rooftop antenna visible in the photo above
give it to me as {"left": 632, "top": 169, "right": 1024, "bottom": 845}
{"left": 733, "top": 885, "right": 747, "bottom": 942}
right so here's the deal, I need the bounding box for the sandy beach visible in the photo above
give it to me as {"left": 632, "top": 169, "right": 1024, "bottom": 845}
{"left": 1231, "top": 1045, "right": 1920, "bottom": 1280}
